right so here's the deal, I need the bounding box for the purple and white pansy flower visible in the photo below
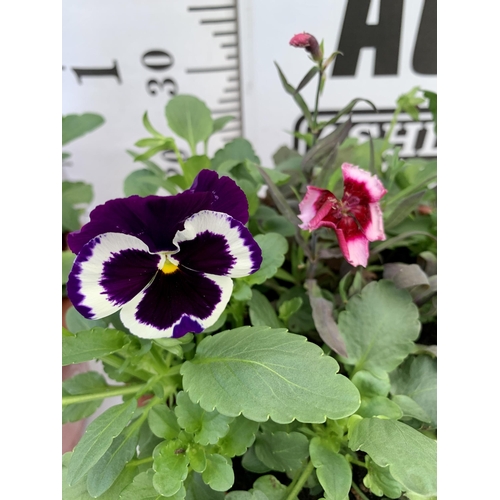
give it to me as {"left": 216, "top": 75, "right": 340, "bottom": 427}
{"left": 67, "top": 170, "right": 262, "bottom": 339}
{"left": 298, "top": 163, "right": 387, "bottom": 268}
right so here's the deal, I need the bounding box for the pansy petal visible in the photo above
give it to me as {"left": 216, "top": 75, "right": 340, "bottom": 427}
{"left": 67, "top": 233, "right": 160, "bottom": 320}
{"left": 120, "top": 268, "right": 233, "bottom": 339}
{"left": 190, "top": 169, "right": 249, "bottom": 224}
{"left": 342, "top": 163, "right": 387, "bottom": 203}
{"left": 67, "top": 191, "right": 213, "bottom": 254}
{"left": 172, "top": 210, "right": 262, "bottom": 277}
{"left": 298, "top": 186, "right": 337, "bottom": 230}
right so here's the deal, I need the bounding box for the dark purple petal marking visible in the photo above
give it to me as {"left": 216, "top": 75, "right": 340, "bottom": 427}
{"left": 190, "top": 169, "right": 249, "bottom": 224}
{"left": 100, "top": 248, "right": 160, "bottom": 307}
{"left": 68, "top": 191, "right": 213, "bottom": 254}
{"left": 173, "top": 210, "right": 262, "bottom": 277}
{"left": 120, "top": 268, "right": 233, "bottom": 338}
{"left": 67, "top": 232, "right": 159, "bottom": 320}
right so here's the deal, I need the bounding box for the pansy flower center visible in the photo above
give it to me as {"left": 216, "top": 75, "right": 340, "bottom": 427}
{"left": 158, "top": 254, "right": 179, "bottom": 274}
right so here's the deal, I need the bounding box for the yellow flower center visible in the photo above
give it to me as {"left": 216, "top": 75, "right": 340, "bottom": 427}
{"left": 159, "top": 256, "right": 179, "bottom": 274}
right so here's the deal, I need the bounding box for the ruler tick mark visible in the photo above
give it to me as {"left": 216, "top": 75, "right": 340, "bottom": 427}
{"left": 201, "top": 18, "right": 236, "bottom": 24}
{"left": 186, "top": 66, "right": 237, "bottom": 73}
{"left": 188, "top": 5, "right": 235, "bottom": 11}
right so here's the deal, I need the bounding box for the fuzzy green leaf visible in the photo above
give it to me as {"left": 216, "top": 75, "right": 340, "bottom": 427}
{"left": 148, "top": 405, "right": 181, "bottom": 439}
{"left": 211, "top": 138, "right": 260, "bottom": 170}
{"left": 185, "top": 472, "right": 225, "bottom": 500}
{"left": 310, "top": 437, "right": 351, "bottom": 500}
{"left": 242, "top": 233, "right": 288, "bottom": 286}
{"left": 67, "top": 399, "right": 138, "bottom": 485}
{"left": 218, "top": 416, "right": 259, "bottom": 458}
{"left": 181, "top": 326, "right": 360, "bottom": 423}
{"left": 338, "top": 280, "right": 421, "bottom": 377}
{"left": 165, "top": 95, "right": 213, "bottom": 153}
{"left": 153, "top": 440, "right": 190, "bottom": 497}
{"left": 390, "top": 355, "right": 437, "bottom": 427}
{"left": 252, "top": 475, "right": 286, "bottom": 500}
{"left": 248, "top": 290, "right": 282, "bottom": 328}
{"left": 87, "top": 428, "right": 140, "bottom": 497}
{"left": 202, "top": 454, "right": 234, "bottom": 492}
{"left": 255, "top": 431, "right": 309, "bottom": 473}
{"left": 62, "top": 113, "right": 105, "bottom": 145}
{"left": 356, "top": 396, "right": 403, "bottom": 420}
{"left": 174, "top": 391, "right": 234, "bottom": 445}
{"left": 119, "top": 469, "right": 165, "bottom": 500}
{"left": 212, "top": 115, "right": 235, "bottom": 133}
{"left": 62, "top": 328, "right": 130, "bottom": 365}
{"left": 363, "top": 455, "right": 403, "bottom": 499}
{"left": 349, "top": 418, "right": 437, "bottom": 496}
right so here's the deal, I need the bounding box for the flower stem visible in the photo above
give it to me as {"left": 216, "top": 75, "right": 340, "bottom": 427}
{"left": 311, "top": 67, "right": 324, "bottom": 146}
{"left": 126, "top": 456, "right": 154, "bottom": 468}
{"left": 62, "top": 383, "right": 145, "bottom": 406}
{"left": 282, "top": 460, "right": 315, "bottom": 500}
{"left": 351, "top": 481, "right": 370, "bottom": 500}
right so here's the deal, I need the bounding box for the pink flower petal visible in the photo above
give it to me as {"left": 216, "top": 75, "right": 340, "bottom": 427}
{"left": 342, "top": 163, "right": 387, "bottom": 202}
{"left": 298, "top": 186, "right": 332, "bottom": 230}
{"left": 335, "top": 228, "right": 370, "bottom": 268}
{"left": 364, "top": 202, "right": 386, "bottom": 241}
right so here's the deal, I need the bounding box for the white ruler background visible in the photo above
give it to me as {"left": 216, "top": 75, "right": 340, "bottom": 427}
{"left": 62, "top": 0, "right": 437, "bottom": 210}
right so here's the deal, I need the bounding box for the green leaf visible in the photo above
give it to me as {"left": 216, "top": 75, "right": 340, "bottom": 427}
{"left": 242, "top": 446, "right": 272, "bottom": 473}
{"left": 296, "top": 66, "right": 319, "bottom": 91}
{"left": 202, "top": 454, "right": 234, "bottom": 492}
{"left": 217, "top": 416, "right": 259, "bottom": 458}
{"left": 255, "top": 431, "right": 309, "bottom": 472}
{"left": 123, "top": 169, "right": 163, "bottom": 197}
{"left": 174, "top": 391, "right": 233, "bottom": 445}
{"left": 356, "top": 396, "right": 403, "bottom": 420}
{"left": 212, "top": 115, "right": 235, "bottom": 134}
{"left": 363, "top": 455, "right": 403, "bottom": 499}
{"left": 248, "top": 290, "right": 282, "bottom": 328}
{"left": 351, "top": 371, "right": 390, "bottom": 398}
{"left": 227, "top": 492, "right": 268, "bottom": 500}
{"left": 63, "top": 452, "right": 139, "bottom": 500}
{"left": 423, "top": 90, "right": 437, "bottom": 133}
{"left": 181, "top": 326, "right": 360, "bottom": 423}
{"left": 62, "top": 251, "right": 75, "bottom": 286}
{"left": 119, "top": 469, "right": 166, "bottom": 500}
{"left": 64, "top": 306, "right": 110, "bottom": 334}
{"left": 338, "top": 280, "right": 421, "bottom": 377}
{"left": 305, "top": 279, "right": 347, "bottom": 357}
{"left": 62, "top": 328, "right": 130, "bottom": 365}
{"left": 278, "top": 297, "right": 303, "bottom": 324}
{"left": 390, "top": 355, "right": 437, "bottom": 427}
{"left": 62, "top": 181, "right": 94, "bottom": 232}
{"left": 252, "top": 475, "right": 286, "bottom": 500}
{"left": 211, "top": 138, "right": 260, "bottom": 170}
{"left": 165, "top": 95, "right": 213, "bottom": 153}
{"left": 134, "top": 139, "right": 177, "bottom": 163}
{"left": 255, "top": 165, "right": 301, "bottom": 226}
{"left": 185, "top": 472, "right": 225, "bottom": 500}
{"left": 242, "top": 233, "right": 288, "bottom": 286}
{"left": 62, "top": 113, "right": 105, "bottom": 145}
{"left": 62, "top": 371, "right": 108, "bottom": 423}
{"left": 182, "top": 155, "right": 210, "bottom": 185}
{"left": 142, "top": 111, "right": 164, "bottom": 138}
{"left": 391, "top": 395, "right": 431, "bottom": 423}
{"left": 187, "top": 443, "right": 207, "bottom": 473}
{"left": 348, "top": 418, "right": 437, "bottom": 496}
{"left": 384, "top": 190, "right": 427, "bottom": 230}
{"left": 67, "top": 399, "right": 138, "bottom": 485}
{"left": 310, "top": 437, "right": 351, "bottom": 500}
{"left": 148, "top": 405, "right": 181, "bottom": 439}
{"left": 153, "top": 440, "right": 190, "bottom": 497}
{"left": 87, "top": 427, "right": 140, "bottom": 497}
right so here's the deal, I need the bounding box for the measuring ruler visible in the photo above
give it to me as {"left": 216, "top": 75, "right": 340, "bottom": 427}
{"left": 63, "top": 0, "right": 436, "bottom": 208}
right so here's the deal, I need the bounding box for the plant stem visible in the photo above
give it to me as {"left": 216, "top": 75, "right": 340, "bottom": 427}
{"left": 351, "top": 481, "right": 370, "bottom": 500}
{"left": 282, "top": 460, "right": 315, "bottom": 500}
{"left": 349, "top": 458, "right": 367, "bottom": 468}
{"left": 382, "top": 104, "right": 401, "bottom": 152}
{"left": 311, "top": 67, "right": 324, "bottom": 146}
{"left": 62, "top": 383, "right": 145, "bottom": 406}
{"left": 101, "top": 354, "right": 151, "bottom": 381}
{"left": 126, "top": 456, "right": 154, "bottom": 468}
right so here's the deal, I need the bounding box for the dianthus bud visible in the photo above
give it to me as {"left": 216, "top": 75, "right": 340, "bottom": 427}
{"left": 289, "top": 33, "right": 323, "bottom": 62}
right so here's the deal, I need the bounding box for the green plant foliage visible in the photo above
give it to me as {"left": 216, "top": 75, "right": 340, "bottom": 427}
{"left": 390, "top": 354, "right": 437, "bottom": 427}
{"left": 181, "top": 326, "right": 360, "bottom": 423}
{"left": 62, "top": 328, "right": 130, "bottom": 365}
{"left": 148, "top": 405, "right": 181, "bottom": 439}
{"left": 62, "top": 113, "right": 105, "bottom": 146}
{"left": 153, "top": 440, "right": 190, "bottom": 497}
{"left": 349, "top": 418, "right": 437, "bottom": 497}
{"left": 217, "top": 416, "right": 259, "bottom": 458}
{"left": 251, "top": 475, "right": 287, "bottom": 500}
{"left": 67, "top": 399, "right": 138, "bottom": 485}
{"left": 338, "top": 280, "right": 421, "bottom": 377}
{"left": 175, "top": 391, "right": 234, "bottom": 445}
{"left": 211, "top": 138, "right": 260, "bottom": 170}
{"left": 201, "top": 454, "right": 234, "bottom": 491}
{"left": 62, "top": 181, "right": 94, "bottom": 232}
{"left": 254, "top": 431, "right": 309, "bottom": 473}
{"left": 165, "top": 95, "right": 213, "bottom": 154}
{"left": 363, "top": 455, "right": 403, "bottom": 499}
{"left": 310, "top": 437, "right": 351, "bottom": 500}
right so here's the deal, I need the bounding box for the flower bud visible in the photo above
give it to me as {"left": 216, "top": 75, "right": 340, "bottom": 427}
{"left": 289, "top": 32, "right": 323, "bottom": 62}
